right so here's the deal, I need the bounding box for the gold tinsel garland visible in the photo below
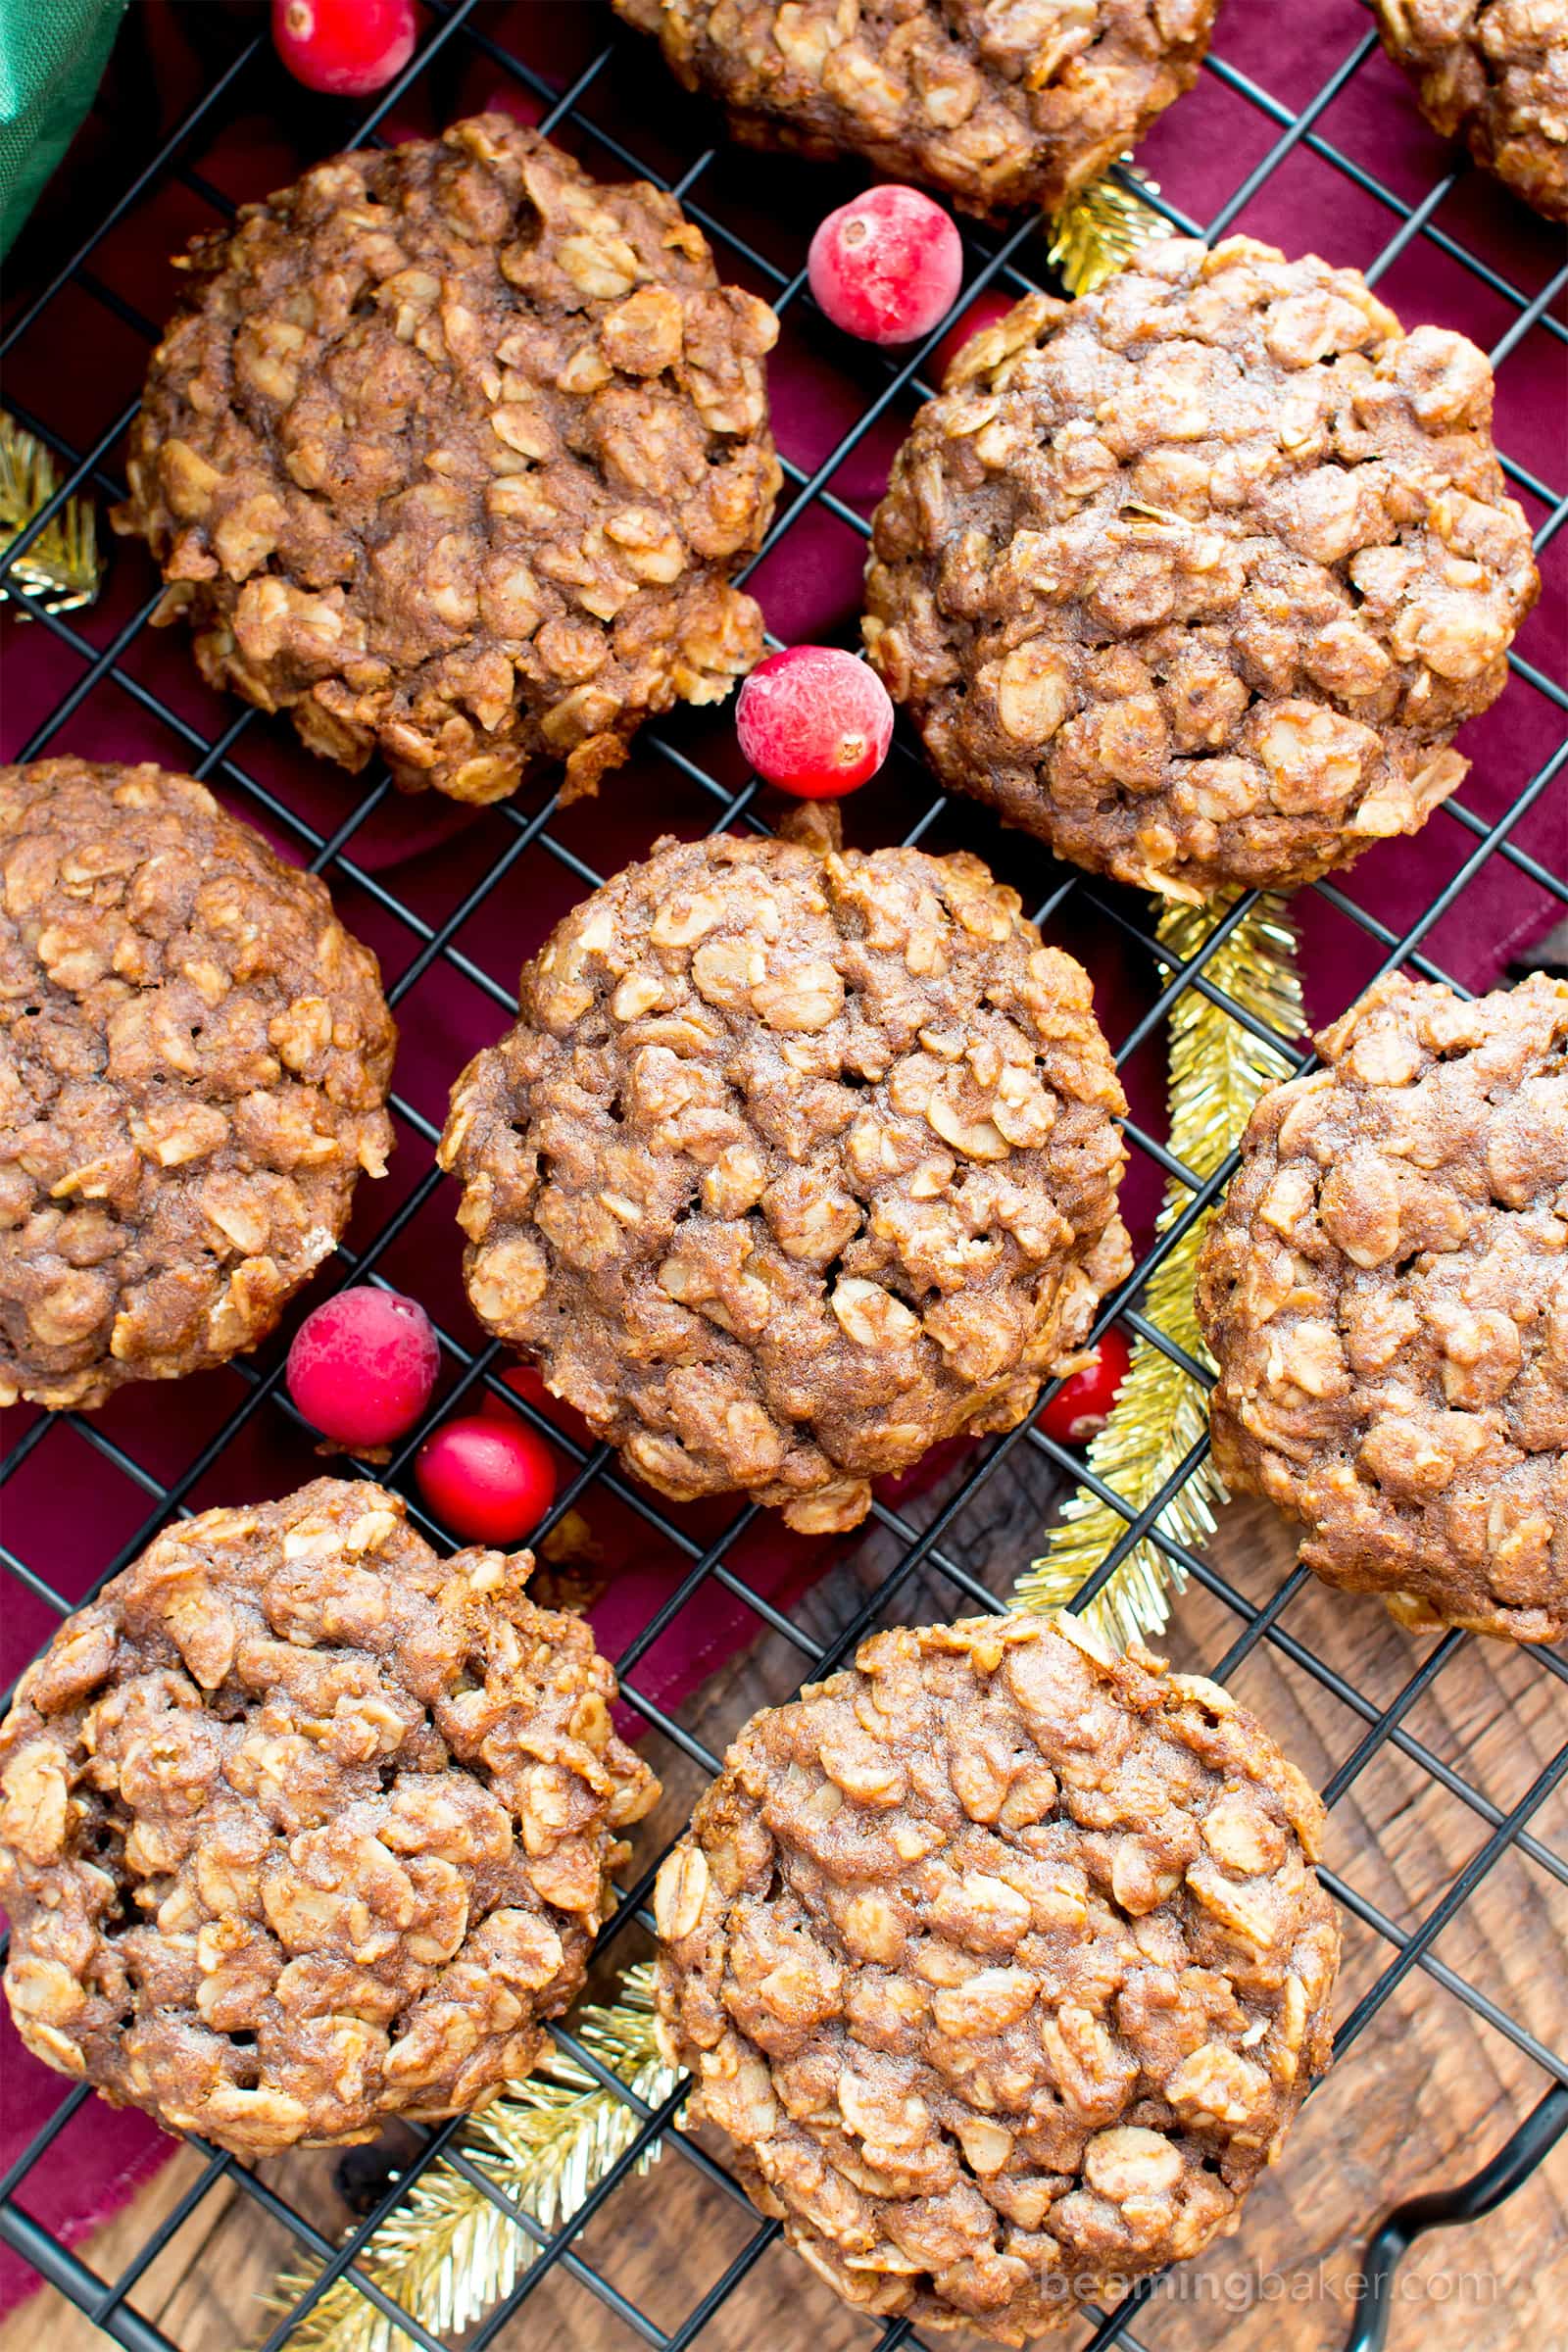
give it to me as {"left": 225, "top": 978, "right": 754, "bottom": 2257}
{"left": 270, "top": 1968, "right": 679, "bottom": 2352}
{"left": 0, "top": 414, "right": 102, "bottom": 614}
{"left": 1012, "top": 894, "right": 1302, "bottom": 1643}
{"left": 266, "top": 160, "right": 1246, "bottom": 2352}
{"left": 1046, "top": 159, "right": 1171, "bottom": 295}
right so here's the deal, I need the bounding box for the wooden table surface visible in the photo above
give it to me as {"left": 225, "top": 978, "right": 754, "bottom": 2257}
{"left": 9, "top": 1465, "right": 1565, "bottom": 2352}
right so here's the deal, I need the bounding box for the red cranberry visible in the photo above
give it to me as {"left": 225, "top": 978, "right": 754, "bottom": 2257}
{"left": 272, "top": 0, "right": 416, "bottom": 96}
{"left": 286, "top": 1286, "right": 439, "bottom": 1447}
{"left": 808, "top": 184, "right": 964, "bottom": 346}
{"left": 929, "top": 288, "right": 1018, "bottom": 385}
{"left": 736, "top": 645, "right": 894, "bottom": 798}
{"left": 1037, "top": 1325, "right": 1132, "bottom": 1446}
{"left": 416, "top": 1414, "right": 557, "bottom": 1545}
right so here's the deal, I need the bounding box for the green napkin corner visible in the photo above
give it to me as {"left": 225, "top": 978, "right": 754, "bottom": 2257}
{"left": 0, "top": 0, "right": 127, "bottom": 262}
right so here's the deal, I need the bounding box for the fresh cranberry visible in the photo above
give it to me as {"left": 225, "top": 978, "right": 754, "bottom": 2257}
{"left": 736, "top": 645, "right": 895, "bottom": 797}
{"left": 416, "top": 1415, "right": 557, "bottom": 1545}
{"left": 1037, "top": 1325, "right": 1132, "bottom": 1446}
{"left": 929, "top": 288, "right": 1017, "bottom": 385}
{"left": 272, "top": 0, "right": 417, "bottom": 96}
{"left": 286, "top": 1286, "right": 439, "bottom": 1447}
{"left": 808, "top": 184, "right": 964, "bottom": 346}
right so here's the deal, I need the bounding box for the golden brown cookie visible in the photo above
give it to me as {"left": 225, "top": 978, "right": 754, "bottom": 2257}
{"left": 654, "top": 1613, "right": 1340, "bottom": 2340}
{"left": 0, "top": 1479, "right": 659, "bottom": 2156}
{"left": 613, "top": 0, "right": 1220, "bottom": 220}
{"left": 115, "top": 116, "right": 780, "bottom": 807}
{"left": 1372, "top": 0, "right": 1568, "bottom": 222}
{"left": 439, "top": 827, "right": 1131, "bottom": 1532}
{"left": 1197, "top": 972, "right": 1568, "bottom": 1643}
{"left": 0, "top": 759, "right": 395, "bottom": 1410}
{"left": 864, "top": 237, "right": 1540, "bottom": 901}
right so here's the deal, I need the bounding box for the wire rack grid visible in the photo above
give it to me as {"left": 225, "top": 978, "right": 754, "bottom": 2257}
{"left": 0, "top": 3, "right": 1564, "bottom": 2349}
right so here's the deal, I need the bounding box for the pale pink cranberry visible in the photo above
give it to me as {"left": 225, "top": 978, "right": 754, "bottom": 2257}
{"left": 416, "top": 1415, "right": 557, "bottom": 1544}
{"left": 271, "top": 0, "right": 416, "bottom": 96}
{"left": 736, "top": 646, "right": 894, "bottom": 797}
{"left": 286, "top": 1286, "right": 439, "bottom": 1446}
{"left": 808, "top": 184, "right": 964, "bottom": 346}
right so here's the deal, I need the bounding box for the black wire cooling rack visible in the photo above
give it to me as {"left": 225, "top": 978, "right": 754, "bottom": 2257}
{"left": 0, "top": 4, "right": 1565, "bottom": 2348}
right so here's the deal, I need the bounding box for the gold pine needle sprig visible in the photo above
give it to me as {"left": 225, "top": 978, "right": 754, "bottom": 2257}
{"left": 0, "top": 414, "right": 102, "bottom": 615}
{"left": 1012, "top": 895, "right": 1302, "bottom": 1650}
{"left": 1047, "top": 158, "right": 1173, "bottom": 297}
{"left": 268, "top": 1966, "right": 680, "bottom": 2352}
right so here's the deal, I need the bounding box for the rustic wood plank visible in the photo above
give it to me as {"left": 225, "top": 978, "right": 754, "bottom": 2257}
{"left": 7, "top": 1477, "right": 1562, "bottom": 2352}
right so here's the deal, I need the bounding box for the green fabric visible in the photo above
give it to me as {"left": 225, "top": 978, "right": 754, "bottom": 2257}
{"left": 0, "top": 0, "right": 127, "bottom": 261}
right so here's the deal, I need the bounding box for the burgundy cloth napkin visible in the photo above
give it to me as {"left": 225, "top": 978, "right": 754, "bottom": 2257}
{"left": 0, "top": 0, "right": 1562, "bottom": 2317}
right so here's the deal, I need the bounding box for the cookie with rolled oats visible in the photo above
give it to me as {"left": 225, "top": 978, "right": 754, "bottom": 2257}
{"left": 1371, "top": 0, "right": 1568, "bottom": 223}
{"left": 0, "top": 758, "right": 394, "bottom": 1410}
{"left": 613, "top": 0, "right": 1220, "bottom": 220}
{"left": 116, "top": 116, "right": 780, "bottom": 806}
{"left": 865, "top": 237, "right": 1539, "bottom": 901}
{"left": 439, "top": 824, "right": 1130, "bottom": 1533}
{"left": 0, "top": 1478, "right": 659, "bottom": 2156}
{"left": 1198, "top": 971, "right": 1568, "bottom": 1643}
{"left": 654, "top": 1611, "right": 1339, "bottom": 2340}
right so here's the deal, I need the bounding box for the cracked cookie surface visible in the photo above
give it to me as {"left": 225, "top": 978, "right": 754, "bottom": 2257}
{"left": 1372, "top": 0, "right": 1568, "bottom": 222}
{"left": 1197, "top": 972, "right": 1568, "bottom": 1643}
{"left": 864, "top": 237, "right": 1539, "bottom": 901}
{"left": 439, "top": 827, "right": 1130, "bottom": 1533}
{"left": 653, "top": 1613, "right": 1339, "bottom": 2341}
{"left": 612, "top": 0, "right": 1219, "bottom": 220}
{"left": 115, "top": 116, "right": 780, "bottom": 806}
{"left": 0, "top": 1478, "right": 659, "bottom": 2156}
{"left": 0, "top": 759, "right": 395, "bottom": 1410}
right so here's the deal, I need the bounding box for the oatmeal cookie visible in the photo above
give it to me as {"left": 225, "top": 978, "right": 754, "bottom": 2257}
{"left": 114, "top": 116, "right": 780, "bottom": 807}
{"left": 0, "top": 1478, "right": 659, "bottom": 2156}
{"left": 1372, "top": 0, "right": 1568, "bottom": 222}
{"left": 0, "top": 759, "right": 395, "bottom": 1411}
{"left": 654, "top": 1613, "right": 1339, "bottom": 2340}
{"left": 1197, "top": 972, "right": 1568, "bottom": 1644}
{"left": 864, "top": 237, "right": 1540, "bottom": 901}
{"left": 612, "top": 0, "right": 1219, "bottom": 220}
{"left": 439, "top": 825, "right": 1130, "bottom": 1534}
